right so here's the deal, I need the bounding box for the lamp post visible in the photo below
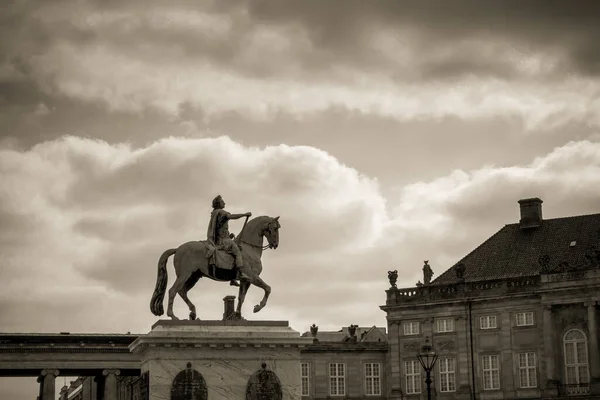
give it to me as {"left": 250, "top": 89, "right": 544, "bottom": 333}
{"left": 417, "top": 337, "right": 438, "bottom": 400}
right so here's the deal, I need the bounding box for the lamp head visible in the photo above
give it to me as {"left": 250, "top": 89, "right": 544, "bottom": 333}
{"left": 416, "top": 336, "right": 438, "bottom": 371}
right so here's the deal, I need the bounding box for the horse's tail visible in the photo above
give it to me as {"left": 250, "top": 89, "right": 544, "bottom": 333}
{"left": 150, "top": 248, "right": 177, "bottom": 316}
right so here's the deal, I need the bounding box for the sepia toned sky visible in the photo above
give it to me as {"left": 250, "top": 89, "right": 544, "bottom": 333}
{"left": 2, "top": 0, "right": 600, "bottom": 397}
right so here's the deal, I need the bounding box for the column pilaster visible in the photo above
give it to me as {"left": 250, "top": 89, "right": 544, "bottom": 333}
{"left": 542, "top": 305, "right": 559, "bottom": 396}
{"left": 585, "top": 301, "right": 600, "bottom": 394}
{"left": 542, "top": 306, "right": 557, "bottom": 378}
{"left": 40, "top": 369, "right": 59, "bottom": 400}
{"left": 103, "top": 369, "right": 121, "bottom": 400}
{"left": 388, "top": 320, "right": 402, "bottom": 400}
{"left": 454, "top": 314, "right": 472, "bottom": 399}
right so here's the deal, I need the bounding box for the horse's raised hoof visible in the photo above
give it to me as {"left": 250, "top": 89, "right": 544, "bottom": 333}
{"left": 253, "top": 305, "right": 261, "bottom": 313}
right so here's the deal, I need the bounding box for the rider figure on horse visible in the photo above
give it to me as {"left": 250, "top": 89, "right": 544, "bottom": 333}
{"left": 207, "top": 195, "right": 251, "bottom": 285}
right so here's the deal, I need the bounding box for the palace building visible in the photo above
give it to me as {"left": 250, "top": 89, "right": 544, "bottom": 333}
{"left": 382, "top": 198, "right": 600, "bottom": 399}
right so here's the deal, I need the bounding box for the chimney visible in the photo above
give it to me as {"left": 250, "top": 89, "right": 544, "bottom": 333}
{"left": 223, "top": 295, "right": 236, "bottom": 320}
{"left": 518, "top": 198, "right": 543, "bottom": 229}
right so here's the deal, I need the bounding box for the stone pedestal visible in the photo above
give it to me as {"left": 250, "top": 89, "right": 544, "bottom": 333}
{"left": 129, "top": 320, "right": 312, "bottom": 400}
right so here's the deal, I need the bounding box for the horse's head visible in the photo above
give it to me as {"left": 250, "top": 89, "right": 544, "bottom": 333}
{"left": 241, "top": 215, "right": 281, "bottom": 250}
{"left": 263, "top": 216, "right": 280, "bottom": 249}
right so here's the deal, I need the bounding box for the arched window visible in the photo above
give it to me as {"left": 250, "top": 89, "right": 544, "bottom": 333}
{"left": 564, "top": 329, "right": 590, "bottom": 387}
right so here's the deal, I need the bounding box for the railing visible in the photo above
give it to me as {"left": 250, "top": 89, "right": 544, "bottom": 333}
{"left": 386, "top": 265, "right": 600, "bottom": 306}
{"left": 557, "top": 383, "right": 590, "bottom": 396}
{"left": 386, "top": 276, "right": 541, "bottom": 305}
{"left": 397, "top": 287, "right": 423, "bottom": 297}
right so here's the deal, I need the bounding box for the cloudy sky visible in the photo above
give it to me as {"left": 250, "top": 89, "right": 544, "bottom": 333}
{"left": 2, "top": 0, "right": 600, "bottom": 397}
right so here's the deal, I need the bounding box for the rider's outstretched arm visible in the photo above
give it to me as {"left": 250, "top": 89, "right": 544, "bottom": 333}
{"left": 228, "top": 212, "right": 251, "bottom": 220}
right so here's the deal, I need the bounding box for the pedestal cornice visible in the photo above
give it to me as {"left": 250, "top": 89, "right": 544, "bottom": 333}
{"left": 130, "top": 320, "right": 312, "bottom": 354}
{"left": 151, "top": 320, "right": 290, "bottom": 329}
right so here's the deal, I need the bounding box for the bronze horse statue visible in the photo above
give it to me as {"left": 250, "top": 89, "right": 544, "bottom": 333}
{"left": 150, "top": 215, "right": 280, "bottom": 320}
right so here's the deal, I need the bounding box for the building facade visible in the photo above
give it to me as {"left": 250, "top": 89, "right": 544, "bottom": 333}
{"left": 381, "top": 198, "right": 600, "bottom": 399}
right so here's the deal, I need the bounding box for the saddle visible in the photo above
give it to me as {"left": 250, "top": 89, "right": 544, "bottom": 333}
{"left": 203, "top": 240, "right": 237, "bottom": 281}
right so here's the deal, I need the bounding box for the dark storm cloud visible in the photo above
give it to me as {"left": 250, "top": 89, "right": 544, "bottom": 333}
{"left": 0, "top": 0, "right": 598, "bottom": 137}
{"left": 0, "top": 80, "right": 45, "bottom": 107}
{"left": 0, "top": 1, "right": 52, "bottom": 78}
{"left": 243, "top": 0, "right": 600, "bottom": 77}
{"left": 0, "top": 95, "right": 207, "bottom": 150}
{"left": 3, "top": 0, "right": 598, "bottom": 93}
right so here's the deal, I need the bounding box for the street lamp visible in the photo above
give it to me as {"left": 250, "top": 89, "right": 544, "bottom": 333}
{"left": 416, "top": 337, "right": 438, "bottom": 400}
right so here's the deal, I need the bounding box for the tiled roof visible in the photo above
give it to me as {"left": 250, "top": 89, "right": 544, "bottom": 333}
{"left": 301, "top": 326, "right": 386, "bottom": 342}
{"left": 301, "top": 331, "right": 347, "bottom": 342}
{"left": 359, "top": 326, "right": 387, "bottom": 343}
{"left": 432, "top": 213, "right": 600, "bottom": 285}
{"left": 303, "top": 342, "right": 388, "bottom": 353}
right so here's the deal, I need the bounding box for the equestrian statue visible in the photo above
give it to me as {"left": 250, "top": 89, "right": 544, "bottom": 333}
{"left": 150, "top": 195, "right": 280, "bottom": 320}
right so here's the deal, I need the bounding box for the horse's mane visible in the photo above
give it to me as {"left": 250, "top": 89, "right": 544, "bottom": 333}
{"left": 237, "top": 216, "right": 279, "bottom": 242}
{"left": 244, "top": 216, "right": 271, "bottom": 232}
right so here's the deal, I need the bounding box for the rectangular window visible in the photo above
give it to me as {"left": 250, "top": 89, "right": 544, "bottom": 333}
{"left": 516, "top": 312, "right": 535, "bottom": 326}
{"left": 329, "top": 363, "right": 346, "bottom": 396}
{"left": 365, "top": 363, "right": 381, "bottom": 396}
{"left": 437, "top": 318, "right": 455, "bottom": 333}
{"left": 480, "top": 315, "right": 497, "bottom": 329}
{"left": 403, "top": 322, "right": 420, "bottom": 335}
{"left": 405, "top": 360, "right": 421, "bottom": 394}
{"left": 518, "top": 352, "right": 537, "bottom": 388}
{"left": 482, "top": 355, "right": 500, "bottom": 390}
{"left": 439, "top": 358, "right": 456, "bottom": 392}
{"left": 301, "top": 362, "right": 310, "bottom": 396}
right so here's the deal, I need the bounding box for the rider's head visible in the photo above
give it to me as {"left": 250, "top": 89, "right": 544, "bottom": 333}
{"left": 212, "top": 195, "right": 225, "bottom": 209}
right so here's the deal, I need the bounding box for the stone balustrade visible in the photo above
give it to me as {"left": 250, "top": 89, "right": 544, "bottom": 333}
{"left": 386, "top": 267, "right": 600, "bottom": 306}
{"left": 396, "top": 287, "right": 422, "bottom": 298}
{"left": 386, "top": 275, "right": 542, "bottom": 305}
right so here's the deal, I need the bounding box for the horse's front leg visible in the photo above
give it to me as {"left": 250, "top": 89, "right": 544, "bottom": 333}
{"left": 250, "top": 275, "right": 271, "bottom": 313}
{"left": 236, "top": 281, "right": 251, "bottom": 317}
